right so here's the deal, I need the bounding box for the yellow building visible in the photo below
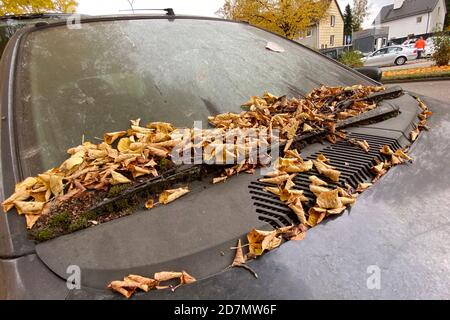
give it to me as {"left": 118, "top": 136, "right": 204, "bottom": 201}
{"left": 297, "top": 0, "right": 345, "bottom": 49}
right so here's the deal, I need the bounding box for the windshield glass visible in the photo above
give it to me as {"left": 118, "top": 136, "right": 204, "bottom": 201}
{"left": 15, "top": 18, "right": 372, "bottom": 177}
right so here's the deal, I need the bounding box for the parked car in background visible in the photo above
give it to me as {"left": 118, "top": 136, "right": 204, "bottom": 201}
{"left": 361, "top": 46, "right": 416, "bottom": 66}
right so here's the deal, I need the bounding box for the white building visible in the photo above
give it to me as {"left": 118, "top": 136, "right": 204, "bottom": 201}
{"left": 373, "top": 0, "right": 447, "bottom": 40}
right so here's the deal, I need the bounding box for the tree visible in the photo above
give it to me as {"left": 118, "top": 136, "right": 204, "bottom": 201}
{"left": 338, "top": 50, "right": 363, "bottom": 67}
{"left": 0, "top": 0, "right": 78, "bottom": 16}
{"left": 217, "top": 0, "right": 330, "bottom": 40}
{"left": 432, "top": 31, "right": 450, "bottom": 66}
{"left": 343, "top": 4, "right": 353, "bottom": 37}
{"left": 352, "top": 0, "right": 368, "bottom": 31}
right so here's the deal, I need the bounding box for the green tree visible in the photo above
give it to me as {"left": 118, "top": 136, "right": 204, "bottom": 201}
{"left": 343, "top": 4, "right": 353, "bottom": 37}
{"left": 444, "top": 0, "right": 449, "bottom": 30}
{"left": 338, "top": 50, "right": 363, "bottom": 67}
{"left": 432, "top": 31, "right": 450, "bottom": 66}
{"left": 217, "top": 0, "right": 330, "bottom": 40}
{"left": 0, "top": 0, "right": 78, "bottom": 16}
{"left": 352, "top": 0, "right": 368, "bottom": 31}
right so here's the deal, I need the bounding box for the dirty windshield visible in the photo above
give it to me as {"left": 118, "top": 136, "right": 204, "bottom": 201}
{"left": 16, "top": 18, "right": 371, "bottom": 177}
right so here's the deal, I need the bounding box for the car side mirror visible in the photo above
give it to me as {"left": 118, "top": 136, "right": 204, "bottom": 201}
{"left": 354, "top": 66, "right": 382, "bottom": 82}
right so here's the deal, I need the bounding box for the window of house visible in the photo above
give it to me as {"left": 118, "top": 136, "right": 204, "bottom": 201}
{"left": 417, "top": 16, "right": 422, "bottom": 23}
{"left": 331, "top": 15, "right": 336, "bottom": 27}
{"left": 438, "top": 7, "right": 440, "bottom": 15}
{"left": 330, "top": 35, "right": 335, "bottom": 46}
{"left": 306, "top": 28, "right": 312, "bottom": 37}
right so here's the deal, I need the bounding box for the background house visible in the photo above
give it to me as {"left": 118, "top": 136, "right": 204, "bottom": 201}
{"left": 373, "top": 0, "right": 447, "bottom": 40}
{"left": 297, "top": 0, "right": 344, "bottom": 49}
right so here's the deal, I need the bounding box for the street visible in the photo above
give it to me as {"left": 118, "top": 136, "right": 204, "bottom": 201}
{"left": 393, "top": 80, "right": 450, "bottom": 103}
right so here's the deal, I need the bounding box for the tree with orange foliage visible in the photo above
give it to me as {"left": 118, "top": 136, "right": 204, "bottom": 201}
{"left": 217, "top": 0, "right": 330, "bottom": 40}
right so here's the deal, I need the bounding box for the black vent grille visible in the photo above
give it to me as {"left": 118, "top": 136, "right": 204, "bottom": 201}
{"left": 249, "top": 133, "right": 401, "bottom": 228}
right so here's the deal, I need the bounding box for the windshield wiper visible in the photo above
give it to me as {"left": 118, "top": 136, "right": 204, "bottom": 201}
{"left": 85, "top": 164, "right": 203, "bottom": 217}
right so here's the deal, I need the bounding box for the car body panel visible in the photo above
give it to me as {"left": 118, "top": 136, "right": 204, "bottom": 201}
{"left": 2, "top": 96, "right": 444, "bottom": 300}
{"left": 70, "top": 95, "right": 450, "bottom": 300}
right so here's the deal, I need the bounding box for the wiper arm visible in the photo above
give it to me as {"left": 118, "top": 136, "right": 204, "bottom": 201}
{"left": 86, "top": 164, "right": 202, "bottom": 216}
{"left": 322, "top": 86, "right": 404, "bottom": 114}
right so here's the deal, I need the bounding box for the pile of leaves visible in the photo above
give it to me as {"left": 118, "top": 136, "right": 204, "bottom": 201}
{"left": 106, "top": 91, "right": 429, "bottom": 298}
{"left": 2, "top": 84, "right": 385, "bottom": 234}
{"left": 410, "top": 98, "right": 433, "bottom": 142}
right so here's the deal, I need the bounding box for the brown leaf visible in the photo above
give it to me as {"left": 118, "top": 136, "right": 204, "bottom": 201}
{"left": 307, "top": 207, "right": 327, "bottom": 227}
{"left": 107, "top": 280, "right": 139, "bottom": 298}
{"left": 394, "top": 149, "right": 412, "bottom": 162}
{"left": 309, "top": 175, "right": 328, "bottom": 186}
{"left": 313, "top": 159, "right": 340, "bottom": 182}
{"left": 247, "top": 229, "right": 282, "bottom": 257}
{"left": 212, "top": 176, "right": 228, "bottom": 184}
{"left": 110, "top": 171, "right": 131, "bottom": 185}
{"left": 180, "top": 271, "right": 196, "bottom": 285}
{"left": 232, "top": 239, "right": 246, "bottom": 266}
{"left": 25, "top": 214, "right": 40, "bottom": 229}
{"left": 104, "top": 131, "right": 127, "bottom": 145}
{"left": 288, "top": 202, "right": 307, "bottom": 225}
{"left": 316, "top": 189, "right": 342, "bottom": 209}
{"left": 410, "top": 128, "right": 420, "bottom": 141}
{"left": 309, "top": 184, "right": 331, "bottom": 197}
{"left": 380, "top": 145, "right": 394, "bottom": 155}
{"left": 123, "top": 275, "right": 157, "bottom": 292}
{"left": 145, "top": 199, "right": 154, "bottom": 209}
{"left": 259, "top": 174, "right": 290, "bottom": 185}
{"left": 350, "top": 139, "right": 370, "bottom": 152}
{"left": 356, "top": 182, "right": 372, "bottom": 192}
{"left": 159, "top": 187, "right": 189, "bottom": 204}
{"left": 154, "top": 271, "right": 183, "bottom": 282}
{"left": 2, "top": 189, "right": 30, "bottom": 212}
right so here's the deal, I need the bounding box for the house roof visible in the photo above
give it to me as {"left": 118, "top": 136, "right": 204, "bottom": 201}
{"left": 353, "top": 27, "right": 389, "bottom": 40}
{"left": 374, "top": 0, "right": 440, "bottom": 24}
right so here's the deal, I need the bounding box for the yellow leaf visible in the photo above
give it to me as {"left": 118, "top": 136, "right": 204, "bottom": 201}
{"left": 159, "top": 187, "right": 189, "bottom": 204}
{"left": 231, "top": 239, "right": 246, "bottom": 266}
{"left": 117, "top": 138, "right": 132, "bottom": 152}
{"left": 313, "top": 159, "right": 340, "bottom": 182}
{"left": 49, "top": 175, "right": 64, "bottom": 196}
{"left": 247, "top": 229, "right": 281, "bottom": 257}
{"left": 309, "top": 175, "right": 328, "bottom": 186}
{"left": 110, "top": 171, "right": 131, "bottom": 185}
{"left": 145, "top": 199, "right": 154, "bottom": 209}
{"left": 13, "top": 201, "right": 45, "bottom": 215}
{"left": 356, "top": 182, "right": 372, "bottom": 192}
{"left": 316, "top": 189, "right": 342, "bottom": 209}
{"left": 104, "top": 131, "right": 127, "bottom": 145}
{"left": 154, "top": 271, "right": 183, "bottom": 282}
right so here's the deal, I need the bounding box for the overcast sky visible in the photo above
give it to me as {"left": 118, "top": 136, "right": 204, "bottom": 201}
{"left": 76, "top": 0, "right": 393, "bottom": 29}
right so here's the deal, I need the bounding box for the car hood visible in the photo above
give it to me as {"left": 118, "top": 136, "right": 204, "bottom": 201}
{"left": 62, "top": 94, "right": 450, "bottom": 299}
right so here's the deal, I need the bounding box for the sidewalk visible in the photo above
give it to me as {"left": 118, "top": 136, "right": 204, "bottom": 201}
{"left": 380, "top": 59, "right": 434, "bottom": 72}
